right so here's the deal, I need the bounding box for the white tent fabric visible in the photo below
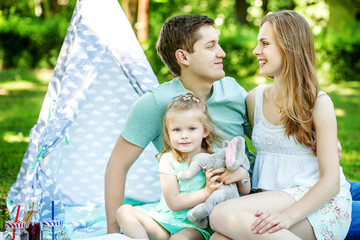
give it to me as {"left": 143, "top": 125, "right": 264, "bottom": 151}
{"left": 7, "top": 0, "right": 161, "bottom": 237}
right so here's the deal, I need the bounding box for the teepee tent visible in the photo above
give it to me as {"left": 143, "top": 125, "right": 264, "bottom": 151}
{"left": 7, "top": 0, "right": 161, "bottom": 237}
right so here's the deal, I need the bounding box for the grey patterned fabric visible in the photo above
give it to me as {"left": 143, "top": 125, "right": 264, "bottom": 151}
{"left": 7, "top": 0, "right": 160, "bottom": 226}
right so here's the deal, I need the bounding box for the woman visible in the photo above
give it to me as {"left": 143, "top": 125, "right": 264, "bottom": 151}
{"left": 209, "top": 10, "right": 352, "bottom": 240}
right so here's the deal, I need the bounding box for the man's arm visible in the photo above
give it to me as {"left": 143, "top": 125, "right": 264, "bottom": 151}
{"left": 105, "top": 135, "right": 144, "bottom": 233}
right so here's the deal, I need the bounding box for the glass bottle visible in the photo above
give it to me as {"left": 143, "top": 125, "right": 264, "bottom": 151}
{"left": 25, "top": 198, "right": 41, "bottom": 240}
{"left": 4, "top": 220, "right": 29, "bottom": 240}
{"left": 40, "top": 218, "right": 68, "bottom": 240}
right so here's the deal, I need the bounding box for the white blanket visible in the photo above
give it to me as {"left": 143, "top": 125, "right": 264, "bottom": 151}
{"left": 75, "top": 233, "right": 144, "bottom": 240}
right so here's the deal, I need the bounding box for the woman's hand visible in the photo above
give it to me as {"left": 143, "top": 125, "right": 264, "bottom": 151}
{"left": 203, "top": 168, "right": 223, "bottom": 195}
{"left": 251, "top": 210, "right": 291, "bottom": 234}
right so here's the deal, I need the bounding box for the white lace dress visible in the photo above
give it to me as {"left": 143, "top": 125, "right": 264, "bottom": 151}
{"left": 251, "top": 84, "right": 352, "bottom": 240}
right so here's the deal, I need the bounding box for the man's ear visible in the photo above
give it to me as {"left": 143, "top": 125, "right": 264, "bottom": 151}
{"left": 175, "top": 49, "right": 190, "bottom": 66}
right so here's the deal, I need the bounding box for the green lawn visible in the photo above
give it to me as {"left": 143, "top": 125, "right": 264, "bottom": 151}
{"left": 0, "top": 69, "right": 359, "bottom": 230}
{"left": 0, "top": 69, "right": 52, "bottom": 229}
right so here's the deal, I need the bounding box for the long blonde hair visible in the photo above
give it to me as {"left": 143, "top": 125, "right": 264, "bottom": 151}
{"left": 157, "top": 93, "right": 221, "bottom": 162}
{"left": 263, "top": 10, "right": 320, "bottom": 150}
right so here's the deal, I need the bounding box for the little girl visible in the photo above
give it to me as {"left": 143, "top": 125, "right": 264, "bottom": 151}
{"left": 116, "top": 93, "right": 250, "bottom": 240}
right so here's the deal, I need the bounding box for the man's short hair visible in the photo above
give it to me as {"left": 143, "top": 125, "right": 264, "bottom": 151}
{"left": 156, "top": 15, "right": 215, "bottom": 76}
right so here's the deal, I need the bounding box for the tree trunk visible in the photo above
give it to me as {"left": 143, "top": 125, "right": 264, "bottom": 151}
{"left": 235, "top": 0, "right": 249, "bottom": 25}
{"left": 49, "top": 0, "right": 59, "bottom": 14}
{"left": 122, "top": 0, "right": 137, "bottom": 27}
{"left": 137, "top": 0, "right": 149, "bottom": 43}
{"left": 261, "top": 0, "right": 268, "bottom": 16}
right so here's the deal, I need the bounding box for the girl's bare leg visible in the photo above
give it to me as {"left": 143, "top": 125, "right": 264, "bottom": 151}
{"left": 170, "top": 228, "right": 204, "bottom": 240}
{"left": 209, "top": 232, "right": 231, "bottom": 240}
{"left": 116, "top": 204, "right": 170, "bottom": 240}
{"left": 209, "top": 190, "right": 316, "bottom": 240}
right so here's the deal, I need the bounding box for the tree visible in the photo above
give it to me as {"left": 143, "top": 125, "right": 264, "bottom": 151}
{"left": 137, "top": 0, "right": 149, "bottom": 43}
{"left": 326, "top": 0, "right": 359, "bottom": 33}
{"left": 120, "top": 0, "right": 149, "bottom": 43}
{"left": 235, "top": 0, "right": 249, "bottom": 24}
{"left": 121, "top": 0, "right": 137, "bottom": 26}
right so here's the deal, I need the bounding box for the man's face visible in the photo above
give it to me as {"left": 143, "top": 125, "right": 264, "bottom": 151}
{"left": 186, "top": 25, "right": 226, "bottom": 83}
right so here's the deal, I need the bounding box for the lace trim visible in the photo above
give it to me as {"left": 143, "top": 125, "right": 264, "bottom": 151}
{"left": 254, "top": 86, "right": 326, "bottom": 131}
{"left": 253, "top": 84, "right": 314, "bottom": 155}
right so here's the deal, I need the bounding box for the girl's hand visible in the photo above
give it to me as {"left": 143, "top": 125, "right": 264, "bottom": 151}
{"left": 204, "top": 168, "right": 223, "bottom": 195}
{"left": 251, "top": 210, "right": 290, "bottom": 234}
{"left": 213, "top": 167, "right": 247, "bottom": 185}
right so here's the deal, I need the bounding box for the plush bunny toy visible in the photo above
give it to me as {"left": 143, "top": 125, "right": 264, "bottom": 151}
{"left": 177, "top": 136, "right": 250, "bottom": 229}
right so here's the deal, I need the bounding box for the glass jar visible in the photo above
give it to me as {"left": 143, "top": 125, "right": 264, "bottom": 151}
{"left": 4, "top": 220, "right": 29, "bottom": 240}
{"left": 40, "top": 218, "right": 68, "bottom": 240}
{"left": 26, "top": 198, "right": 41, "bottom": 240}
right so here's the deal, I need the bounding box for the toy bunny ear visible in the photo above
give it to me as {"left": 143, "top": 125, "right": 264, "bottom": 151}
{"left": 225, "top": 137, "right": 239, "bottom": 167}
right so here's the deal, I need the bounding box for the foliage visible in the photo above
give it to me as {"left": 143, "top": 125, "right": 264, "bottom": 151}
{"left": 0, "top": 15, "right": 68, "bottom": 68}
{"left": 293, "top": 0, "right": 360, "bottom": 82}
{"left": 0, "top": 0, "right": 359, "bottom": 82}
{"left": 317, "top": 22, "right": 360, "bottom": 82}
{"left": 143, "top": 0, "right": 360, "bottom": 82}
{"left": 0, "top": 0, "right": 76, "bottom": 69}
{"left": 220, "top": 24, "right": 258, "bottom": 83}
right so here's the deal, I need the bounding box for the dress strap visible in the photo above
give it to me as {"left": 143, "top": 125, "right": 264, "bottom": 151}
{"left": 253, "top": 84, "right": 268, "bottom": 125}
{"left": 317, "top": 90, "right": 326, "bottom": 98}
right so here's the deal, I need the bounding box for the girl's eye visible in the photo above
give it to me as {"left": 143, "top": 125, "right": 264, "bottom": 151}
{"left": 173, "top": 128, "right": 180, "bottom": 132}
{"left": 263, "top": 42, "right": 269, "bottom": 46}
{"left": 189, "top": 127, "right": 196, "bottom": 131}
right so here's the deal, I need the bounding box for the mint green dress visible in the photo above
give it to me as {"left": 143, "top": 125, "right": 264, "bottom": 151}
{"left": 138, "top": 153, "right": 211, "bottom": 239}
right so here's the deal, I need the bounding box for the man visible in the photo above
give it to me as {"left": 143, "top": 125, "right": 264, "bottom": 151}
{"left": 105, "top": 14, "right": 251, "bottom": 233}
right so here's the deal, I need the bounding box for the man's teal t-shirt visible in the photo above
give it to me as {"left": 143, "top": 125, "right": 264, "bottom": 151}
{"left": 121, "top": 77, "right": 250, "bottom": 152}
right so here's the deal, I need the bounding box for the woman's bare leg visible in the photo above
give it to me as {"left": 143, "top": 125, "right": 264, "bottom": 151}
{"left": 209, "top": 191, "right": 316, "bottom": 240}
{"left": 116, "top": 204, "right": 170, "bottom": 240}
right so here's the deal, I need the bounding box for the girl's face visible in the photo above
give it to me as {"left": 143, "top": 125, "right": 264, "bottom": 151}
{"left": 166, "top": 109, "right": 209, "bottom": 160}
{"left": 252, "top": 21, "right": 284, "bottom": 79}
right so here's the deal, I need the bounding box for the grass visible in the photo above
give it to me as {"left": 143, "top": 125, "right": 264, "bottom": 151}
{"left": 322, "top": 82, "right": 360, "bottom": 180}
{"left": 0, "top": 69, "right": 359, "bottom": 230}
{"left": 0, "top": 69, "right": 52, "bottom": 229}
